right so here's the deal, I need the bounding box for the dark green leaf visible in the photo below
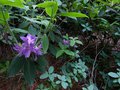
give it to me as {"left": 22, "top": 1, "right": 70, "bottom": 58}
{"left": 42, "top": 34, "right": 49, "bottom": 53}
{"left": 56, "top": 50, "right": 64, "bottom": 58}
{"left": 23, "top": 60, "right": 36, "bottom": 85}
{"left": 37, "top": 56, "right": 48, "bottom": 73}
{"left": 8, "top": 56, "right": 25, "bottom": 76}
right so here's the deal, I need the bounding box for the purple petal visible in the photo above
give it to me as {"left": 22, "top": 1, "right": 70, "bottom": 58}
{"left": 22, "top": 49, "right": 31, "bottom": 58}
{"left": 20, "top": 34, "right": 36, "bottom": 44}
{"left": 26, "top": 34, "right": 36, "bottom": 44}
{"left": 13, "top": 44, "right": 22, "bottom": 52}
{"left": 20, "top": 36, "right": 27, "bottom": 42}
{"left": 33, "top": 46, "right": 42, "bottom": 56}
{"left": 63, "top": 39, "right": 70, "bottom": 45}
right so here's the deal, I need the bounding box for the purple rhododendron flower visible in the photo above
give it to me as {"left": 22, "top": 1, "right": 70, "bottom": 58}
{"left": 13, "top": 34, "right": 42, "bottom": 58}
{"left": 20, "top": 34, "right": 37, "bottom": 44}
{"left": 63, "top": 39, "right": 70, "bottom": 45}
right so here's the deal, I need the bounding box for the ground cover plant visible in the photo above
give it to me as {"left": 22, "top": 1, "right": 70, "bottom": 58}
{"left": 0, "top": 0, "right": 120, "bottom": 90}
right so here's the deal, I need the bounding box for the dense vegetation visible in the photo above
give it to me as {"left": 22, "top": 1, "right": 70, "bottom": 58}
{"left": 0, "top": 0, "right": 120, "bottom": 90}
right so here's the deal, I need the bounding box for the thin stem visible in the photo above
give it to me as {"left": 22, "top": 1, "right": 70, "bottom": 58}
{"left": 91, "top": 44, "right": 106, "bottom": 82}
{"left": 0, "top": 6, "right": 18, "bottom": 44}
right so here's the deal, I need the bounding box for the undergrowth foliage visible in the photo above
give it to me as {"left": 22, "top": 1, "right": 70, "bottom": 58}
{"left": 0, "top": 0, "right": 120, "bottom": 90}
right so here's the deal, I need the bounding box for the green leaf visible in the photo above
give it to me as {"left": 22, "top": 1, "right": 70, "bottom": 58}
{"left": 49, "top": 32, "right": 55, "bottom": 42}
{"left": 56, "top": 80, "right": 61, "bottom": 84}
{"left": 56, "top": 50, "right": 64, "bottom": 58}
{"left": 0, "top": 11, "right": 9, "bottom": 25}
{"left": 49, "top": 75, "right": 54, "bottom": 81}
{"left": 40, "top": 72, "right": 49, "bottom": 79}
{"left": 70, "top": 40, "right": 75, "bottom": 46}
{"left": 61, "top": 75, "right": 66, "bottom": 81}
{"left": 37, "top": 1, "right": 58, "bottom": 17}
{"left": 48, "top": 66, "right": 54, "bottom": 74}
{"left": 59, "top": 12, "right": 88, "bottom": 18}
{"left": 64, "top": 50, "right": 74, "bottom": 56}
{"left": 45, "top": 3, "right": 58, "bottom": 17}
{"left": 37, "top": 56, "right": 48, "bottom": 73}
{"left": 28, "top": 25, "right": 37, "bottom": 35}
{"left": 108, "top": 72, "right": 119, "bottom": 78}
{"left": 49, "top": 44, "right": 57, "bottom": 56}
{"left": 0, "top": 0, "right": 25, "bottom": 8}
{"left": 8, "top": 56, "right": 25, "bottom": 76}
{"left": 23, "top": 60, "right": 36, "bottom": 85}
{"left": 61, "top": 81, "right": 68, "bottom": 89}
{"left": 12, "top": 28, "right": 28, "bottom": 33}
{"left": 83, "top": 0, "right": 89, "bottom": 4}
{"left": 37, "top": 1, "right": 56, "bottom": 8}
{"left": 88, "top": 84, "right": 94, "bottom": 90}
{"left": 19, "top": 21, "right": 29, "bottom": 28}
{"left": 76, "top": 40, "right": 83, "bottom": 45}
{"left": 42, "top": 34, "right": 49, "bottom": 53}
{"left": 118, "top": 78, "right": 120, "bottom": 84}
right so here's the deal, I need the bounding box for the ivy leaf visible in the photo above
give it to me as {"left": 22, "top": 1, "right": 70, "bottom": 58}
{"left": 40, "top": 72, "right": 49, "bottom": 79}
{"left": 61, "top": 75, "right": 66, "bottom": 81}
{"left": 48, "top": 66, "right": 54, "bottom": 74}
{"left": 108, "top": 72, "right": 119, "bottom": 78}
{"left": 61, "top": 81, "right": 68, "bottom": 89}
{"left": 56, "top": 80, "right": 61, "bottom": 84}
{"left": 49, "top": 75, "right": 54, "bottom": 81}
{"left": 118, "top": 78, "right": 120, "bottom": 84}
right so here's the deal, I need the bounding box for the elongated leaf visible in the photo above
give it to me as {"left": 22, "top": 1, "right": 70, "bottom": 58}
{"left": 23, "top": 60, "right": 36, "bottom": 85}
{"left": 0, "top": 0, "right": 25, "bottom": 8}
{"left": 59, "top": 12, "right": 88, "bottom": 18}
{"left": 8, "top": 56, "right": 25, "bottom": 76}
{"left": 37, "top": 56, "right": 48, "bottom": 72}
{"left": 64, "top": 50, "right": 74, "bottom": 56}
{"left": 12, "top": 28, "right": 28, "bottom": 33}
{"left": 70, "top": 40, "right": 75, "bottom": 46}
{"left": 42, "top": 34, "right": 49, "bottom": 53}
{"left": 56, "top": 50, "right": 64, "bottom": 58}
{"left": 37, "top": 1, "right": 56, "bottom": 8}
{"left": 37, "top": 1, "right": 58, "bottom": 17}
{"left": 0, "top": 11, "right": 9, "bottom": 25}
{"left": 45, "top": 3, "right": 58, "bottom": 17}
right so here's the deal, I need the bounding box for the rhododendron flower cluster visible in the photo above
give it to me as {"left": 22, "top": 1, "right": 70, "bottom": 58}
{"left": 13, "top": 34, "right": 42, "bottom": 58}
